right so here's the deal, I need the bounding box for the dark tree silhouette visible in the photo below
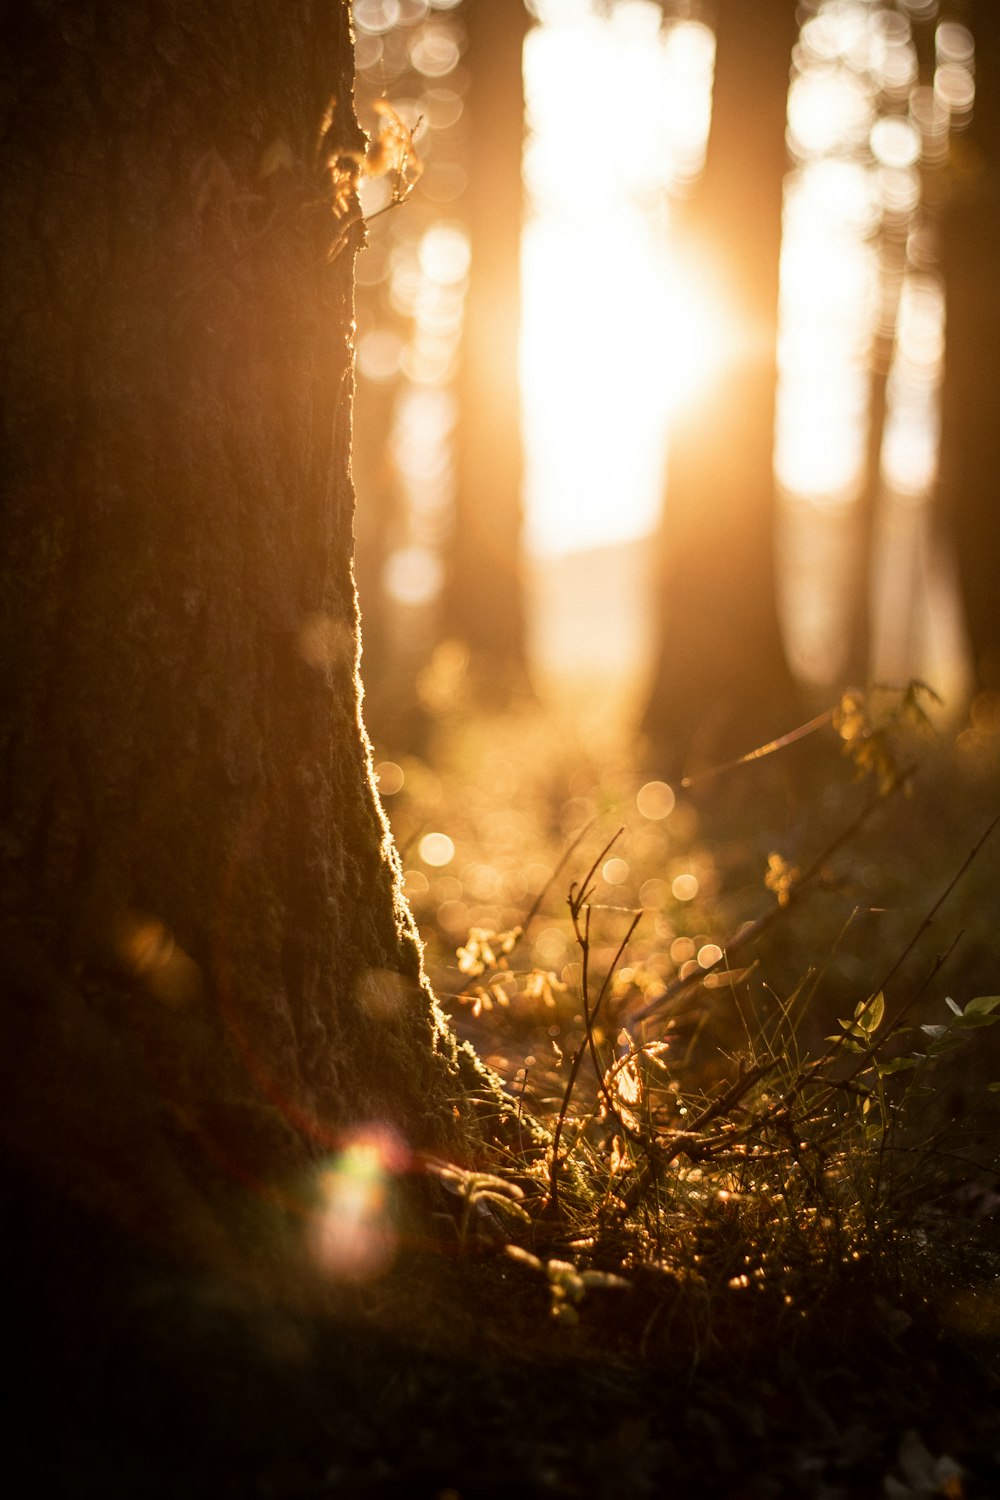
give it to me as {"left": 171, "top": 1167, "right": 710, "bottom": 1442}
{"left": 445, "top": 0, "right": 531, "bottom": 698}
{"left": 643, "top": 0, "right": 802, "bottom": 777}
{"left": 0, "top": 0, "right": 502, "bottom": 1276}
{"left": 938, "top": 0, "right": 1000, "bottom": 694}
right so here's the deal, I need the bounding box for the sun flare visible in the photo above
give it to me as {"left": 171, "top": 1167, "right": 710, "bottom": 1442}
{"left": 351, "top": 0, "right": 969, "bottom": 693}
{"left": 520, "top": 3, "right": 715, "bottom": 557}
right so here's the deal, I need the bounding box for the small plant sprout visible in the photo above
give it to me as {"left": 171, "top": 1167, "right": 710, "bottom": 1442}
{"left": 506, "top": 1245, "right": 629, "bottom": 1327}
{"left": 920, "top": 994, "right": 1000, "bottom": 1053}
{"left": 828, "top": 991, "right": 886, "bottom": 1055}
{"left": 425, "top": 1160, "right": 530, "bottom": 1248}
{"left": 320, "top": 96, "right": 423, "bottom": 259}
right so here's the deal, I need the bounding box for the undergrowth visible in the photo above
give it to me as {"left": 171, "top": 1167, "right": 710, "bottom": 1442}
{"left": 377, "top": 680, "right": 1000, "bottom": 1359}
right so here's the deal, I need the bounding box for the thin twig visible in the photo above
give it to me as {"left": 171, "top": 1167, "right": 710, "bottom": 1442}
{"left": 815, "top": 816, "right": 997, "bottom": 1102}
{"left": 615, "top": 1056, "right": 786, "bottom": 1213}
{"left": 631, "top": 765, "right": 917, "bottom": 1026}
{"left": 871, "top": 814, "right": 999, "bottom": 1027}
{"left": 549, "top": 831, "right": 636, "bottom": 1209}
{"left": 582, "top": 911, "right": 644, "bottom": 1137}
{"left": 681, "top": 709, "right": 835, "bottom": 787}
{"left": 520, "top": 814, "right": 601, "bottom": 938}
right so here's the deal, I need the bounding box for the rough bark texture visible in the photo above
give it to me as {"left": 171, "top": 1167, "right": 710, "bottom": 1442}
{"left": 643, "top": 0, "right": 802, "bottom": 779}
{"left": 445, "top": 0, "right": 530, "bottom": 698}
{"left": 0, "top": 0, "right": 494, "bottom": 1276}
{"left": 938, "top": 0, "right": 1000, "bottom": 693}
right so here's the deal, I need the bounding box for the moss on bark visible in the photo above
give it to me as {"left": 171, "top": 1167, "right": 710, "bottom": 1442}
{"left": 0, "top": 0, "right": 509, "bottom": 1280}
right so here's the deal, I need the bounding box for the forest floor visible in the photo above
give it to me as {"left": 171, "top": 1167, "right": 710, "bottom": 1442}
{"left": 10, "top": 687, "right": 1000, "bottom": 1497}
{"left": 8, "top": 1179, "right": 1000, "bottom": 1498}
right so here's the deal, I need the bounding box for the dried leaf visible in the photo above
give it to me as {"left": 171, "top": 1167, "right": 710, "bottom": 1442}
{"left": 764, "top": 851, "right": 798, "bottom": 906}
{"left": 364, "top": 99, "right": 423, "bottom": 197}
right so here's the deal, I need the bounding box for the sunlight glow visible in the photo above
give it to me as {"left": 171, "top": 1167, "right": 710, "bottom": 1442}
{"left": 881, "top": 273, "right": 945, "bottom": 500}
{"left": 521, "top": 5, "right": 715, "bottom": 556}
{"left": 775, "top": 0, "right": 963, "bottom": 690}
{"left": 354, "top": 0, "right": 967, "bottom": 691}
{"left": 776, "top": 162, "right": 878, "bottom": 504}
{"left": 521, "top": 218, "right": 672, "bottom": 555}
{"left": 353, "top": 0, "right": 468, "bottom": 620}
{"left": 787, "top": 65, "right": 874, "bottom": 157}
{"left": 658, "top": 247, "right": 738, "bottom": 413}
{"left": 381, "top": 223, "right": 465, "bottom": 606}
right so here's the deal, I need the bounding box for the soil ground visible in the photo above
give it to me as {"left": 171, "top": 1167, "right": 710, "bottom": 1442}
{"left": 7, "top": 1160, "right": 999, "bottom": 1499}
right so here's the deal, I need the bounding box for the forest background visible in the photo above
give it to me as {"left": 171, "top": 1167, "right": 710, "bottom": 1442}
{"left": 3, "top": 0, "right": 1000, "bottom": 1494}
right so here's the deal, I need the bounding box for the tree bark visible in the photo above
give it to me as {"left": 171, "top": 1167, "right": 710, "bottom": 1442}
{"left": 0, "top": 0, "right": 499, "bottom": 1278}
{"left": 642, "top": 0, "right": 802, "bottom": 779}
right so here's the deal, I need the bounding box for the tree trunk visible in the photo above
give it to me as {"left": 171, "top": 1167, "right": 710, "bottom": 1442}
{"left": 642, "top": 0, "right": 802, "bottom": 779}
{"left": 938, "top": 1, "right": 1000, "bottom": 694}
{"left": 445, "top": 0, "right": 531, "bottom": 699}
{"left": 0, "top": 0, "right": 499, "bottom": 1278}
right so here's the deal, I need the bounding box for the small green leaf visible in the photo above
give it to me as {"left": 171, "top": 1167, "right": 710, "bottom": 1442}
{"left": 877, "top": 1056, "right": 921, "bottom": 1076}
{"left": 827, "top": 1032, "right": 864, "bottom": 1051}
{"left": 853, "top": 992, "right": 885, "bottom": 1036}
{"left": 964, "top": 995, "right": 1000, "bottom": 1017}
{"left": 945, "top": 996, "right": 963, "bottom": 1017}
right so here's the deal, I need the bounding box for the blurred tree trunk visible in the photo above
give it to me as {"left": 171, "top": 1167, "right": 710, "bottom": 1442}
{"left": 938, "top": 1, "right": 1000, "bottom": 694}
{"left": 643, "top": 0, "right": 802, "bottom": 778}
{"left": 0, "top": 0, "right": 499, "bottom": 1279}
{"left": 445, "top": 0, "right": 531, "bottom": 700}
{"left": 843, "top": 253, "right": 900, "bottom": 689}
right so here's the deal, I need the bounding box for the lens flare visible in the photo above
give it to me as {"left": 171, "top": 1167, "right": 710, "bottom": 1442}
{"left": 308, "top": 1127, "right": 407, "bottom": 1283}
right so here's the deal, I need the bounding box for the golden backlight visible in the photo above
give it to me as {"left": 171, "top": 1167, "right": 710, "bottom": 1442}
{"left": 521, "top": 0, "right": 970, "bottom": 693}
{"left": 352, "top": 0, "right": 971, "bottom": 693}
{"left": 521, "top": 1, "right": 716, "bottom": 557}
{"left": 774, "top": 1, "right": 968, "bottom": 688}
